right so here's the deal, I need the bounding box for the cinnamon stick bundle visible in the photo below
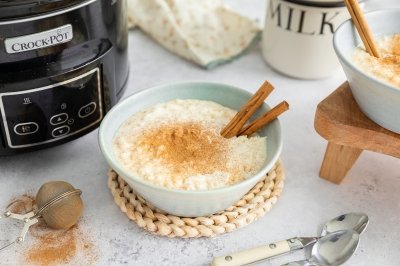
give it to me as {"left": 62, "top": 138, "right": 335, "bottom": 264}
{"left": 221, "top": 81, "right": 289, "bottom": 138}
{"left": 220, "top": 81, "right": 274, "bottom": 138}
{"left": 238, "top": 101, "right": 289, "bottom": 136}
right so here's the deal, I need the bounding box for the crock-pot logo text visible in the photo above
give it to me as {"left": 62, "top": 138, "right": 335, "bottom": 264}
{"left": 5, "top": 24, "right": 73, "bottom": 54}
{"left": 10, "top": 32, "right": 70, "bottom": 52}
{"left": 267, "top": 0, "right": 341, "bottom": 35}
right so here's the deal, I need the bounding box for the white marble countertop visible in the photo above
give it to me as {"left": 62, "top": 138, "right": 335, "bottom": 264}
{"left": 1, "top": 1, "right": 400, "bottom": 265}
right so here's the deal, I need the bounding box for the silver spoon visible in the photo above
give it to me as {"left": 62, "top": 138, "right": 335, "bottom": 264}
{"left": 282, "top": 230, "right": 360, "bottom": 266}
{"left": 321, "top": 212, "right": 368, "bottom": 237}
{"left": 211, "top": 213, "right": 368, "bottom": 266}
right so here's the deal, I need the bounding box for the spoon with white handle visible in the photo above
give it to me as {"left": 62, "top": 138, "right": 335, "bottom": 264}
{"left": 211, "top": 213, "right": 368, "bottom": 266}
{"left": 282, "top": 230, "right": 360, "bottom": 266}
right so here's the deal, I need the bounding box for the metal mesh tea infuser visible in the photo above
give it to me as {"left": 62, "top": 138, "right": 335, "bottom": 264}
{"left": 0, "top": 181, "right": 83, "bottom": 251}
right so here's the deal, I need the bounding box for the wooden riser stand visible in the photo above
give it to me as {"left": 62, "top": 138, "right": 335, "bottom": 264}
{"left": 314, "top": 82, "right": 400, "bottom": 184}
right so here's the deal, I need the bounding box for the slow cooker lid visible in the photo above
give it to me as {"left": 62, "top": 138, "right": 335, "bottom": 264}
{"left": 0, "top": 0, "right": 86, "bottom": 21}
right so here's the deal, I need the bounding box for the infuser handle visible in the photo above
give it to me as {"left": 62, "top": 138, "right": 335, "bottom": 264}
{"left": 0, "top": 211, "right": 38, "bottom": 252}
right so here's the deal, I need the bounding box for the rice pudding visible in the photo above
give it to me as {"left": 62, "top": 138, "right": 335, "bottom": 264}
{"left": 113, "top": 99, "right": 267, "bottom": 190}
{"left": 353, "top": 34, "right": 400, "bottom": 88}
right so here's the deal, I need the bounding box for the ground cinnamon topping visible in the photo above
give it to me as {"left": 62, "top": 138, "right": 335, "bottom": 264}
{"left": 138, "top": 122, "right": 228, "bottom": 177}
{"left": 113, "top": 99, "right": 268, "bottom": 190}
{"left": 353, "top": 34, "right": 400, "bottom": 88}
{"left": 389, "top": 34, "right": 400, "bottom": 55}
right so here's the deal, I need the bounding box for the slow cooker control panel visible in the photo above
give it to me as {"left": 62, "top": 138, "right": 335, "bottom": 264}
{"left": 0, "top": 68, "right": 103, "bottom": 149}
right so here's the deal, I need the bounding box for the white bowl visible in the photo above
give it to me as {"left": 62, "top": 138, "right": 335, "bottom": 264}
{"left": 99, "top": 82, "right": 282, "bottom": 217}
{"left": 333, "top": 9, "right": 400, "bottom": 134}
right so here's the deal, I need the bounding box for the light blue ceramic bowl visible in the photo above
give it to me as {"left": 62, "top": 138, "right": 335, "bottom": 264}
{"left": 333, "top": 9, "right": 400, "bottom": 134}
{"left": 99, "top": 82, "right": 282, "bottom": 217}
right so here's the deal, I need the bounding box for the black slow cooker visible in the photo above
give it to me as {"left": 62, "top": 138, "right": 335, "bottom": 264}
{"left": 0, "top": 0, "right": 129, "bottom": 155}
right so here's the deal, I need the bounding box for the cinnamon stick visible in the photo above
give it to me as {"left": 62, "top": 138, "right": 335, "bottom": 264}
{"left": 344, "top": 0, "right": 380, "bottom": 58}
{"left": 238, "top": 101, "right": 289, "bottom": 136}
{"left": 221, "top": 81, "right": 274, "bottom": 138}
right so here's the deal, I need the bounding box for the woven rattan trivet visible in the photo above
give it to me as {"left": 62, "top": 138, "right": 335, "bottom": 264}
{"left": 107, "top": 160, "right": 284, "bottom": 238}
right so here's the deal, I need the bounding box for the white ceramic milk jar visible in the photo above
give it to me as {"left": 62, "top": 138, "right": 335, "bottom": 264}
{"left": 262, "top": 0, "right": 362, "bottom": 79}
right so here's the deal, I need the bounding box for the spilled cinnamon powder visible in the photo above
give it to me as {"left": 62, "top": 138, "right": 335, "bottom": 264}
{"left": 6, "top": 194, "right": 97, "bottom": 266}
{"left": 138, "top": 122, "right": 228, "bottom": 177}
{"left": 7, "top": 194, "right": 36, "bottom": 214}
{"left": 27, "top": 221, "right": 78, "bottom": 265}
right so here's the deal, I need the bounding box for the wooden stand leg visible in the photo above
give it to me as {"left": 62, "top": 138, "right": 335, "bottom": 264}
{"left": 319, "top": 142, "right": 363, "bottom": 184}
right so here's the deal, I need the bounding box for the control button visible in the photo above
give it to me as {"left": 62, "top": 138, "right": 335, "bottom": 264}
{"left": 52, "top": 126, "right": 70, "bottom": 138}
{"left": 22, "top": 97, "right": 32, "bottom": 105}
{"left": 50, "top": 113, "right": 68, "bottom": 125}
{"left": 78, "top": 102, "right": 97, "bottom": 118}
{"left": 14, "top": 122, "right": 39, "bottom": 135}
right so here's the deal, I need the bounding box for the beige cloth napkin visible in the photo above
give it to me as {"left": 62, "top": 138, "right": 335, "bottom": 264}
{"left": 127, "top": 0, "right": 261, "bottom": 68}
